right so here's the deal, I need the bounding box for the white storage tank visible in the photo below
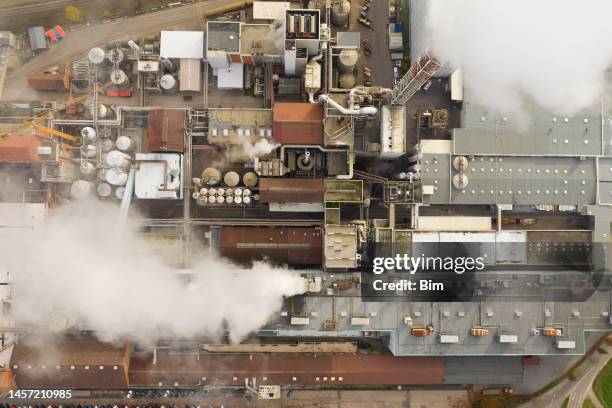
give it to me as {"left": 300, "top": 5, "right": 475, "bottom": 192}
{"left": 115, "top": 186, "right": 126, "bottom": 199}
{"left": 105, "top": 167, "right": 129, "bottom": 186}
{"left": 105, "top": 150, "right": 131, "bottom": 169}
{"left": 97, "top": 182, "right": 112, "bottom": 198}
{"left": 81, "top": 127, "right": 97, "bottom": 141}
{"left": 337, "top": 49, "right": 358, "bottom": 74}
{"left": 159, "top": 74, "right": 178, "bottom": 93}
{"left": 243, "top": 171, "right": 258, "bottom": 187}
{"left": 88, "top": 47, "right": 106, "bottom": 65}
{"left": 115, "top": 136, "right": 136, "bottom": 152}
{"left": 338, "top": 73, "right": 356, "bottom": 89}
{"left": 223, "top": 171, "right": 240, "bottom": 187}
{"left": 110, "top": 69, "right": 129, "bottom": 87}
{"left": 202, "top": 167, "right": 221, "bottom": 185}
{"left": 331, "top": 0, "right": 350, "bottom": 26}
{"left": 80, "top": 161, "right": 96, "bottom": 176}
{"left": 70, "top": 180, "right": 95, "bottom": 200}
{"left": 83, "top": 144, "right": 97, "bottom": 159}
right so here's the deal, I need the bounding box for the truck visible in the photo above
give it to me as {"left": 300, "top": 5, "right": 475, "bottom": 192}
{"left": 482, "top": 388, "right": 513, "bottom": 396}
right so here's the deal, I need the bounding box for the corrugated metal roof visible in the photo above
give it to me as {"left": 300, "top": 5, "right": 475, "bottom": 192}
{"left": 11, "top": 336, "right": 129, "bottom": 390}
{"left": 179, "top": 58, "right": 201, "bottom": 92}
{"left": 147, "top": 109, "right": 185, "bottom": 153}
{"left": 259, "top": 178, "right": 325, "bottom": 203}
{"left": 273, "top": 103, "right": 324, "bottom": 145}
{"left": 218, "top": 226, "right": 323, "bottom": 265}
{"left": 129, "top": 354, "right": 444, "bottom": 386}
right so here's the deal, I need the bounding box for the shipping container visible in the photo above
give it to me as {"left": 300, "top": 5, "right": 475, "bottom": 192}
{"left": 217, "top": 226, "right": 323, "bottom": 265}
{"left": 273, "top": 103, "right": 324, "bottom": 145}
{"left": 542, "top": 327, "right": 562, "bottom": 337}
{"left": 410, "top": 326, "right": 430, "bottom": 337}
{"left": 259, "top": 178, "right": 325, "bottom": 203}
{"left": 470, "top": 327, "right": 489, "bottom": 337}
{"left": 147, "top": 109, "right": 185, "bottom": 152}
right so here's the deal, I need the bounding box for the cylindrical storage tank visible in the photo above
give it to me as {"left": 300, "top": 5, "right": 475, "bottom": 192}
{"left": 234, "top": 187, "right": 243, "bottom": 196}
{"left": 199, "top": 195, "right": 209, "bottom": 204}
{"left": 243, "top": 171, "right": 258, "bottom": 187}
{"left": 226, "top": 195, "right": 234, "bottom": 204}
{"left": 105, "top": 150, "right": 131, "bottom": 169}
{"left": 97, "top": 182, "right": 112, "bottom": 198}
{"left": 199, "top": 187, "right": 208, "bottom": 195}
{"left": 337, "top": 49, "right": 358, "bottom": 74}
{"left": 81, "top": 127, "right": 97, "bottom": 141}
{"left": 105, "top": 168, "right": 128, "bottom": 186}
{"left": 115, "top": 136, "right": 136, "bottom": 152}
{"left": 202, "top": 167, "right": 221, "bottom": 185}
{"left": 253, "top": 193, "right": 260, "bottom": 201}
{"left": 243, "top": 196, "right": 252, "bottom": 205}
{"left": 80, "top": 161, "right": 96, "bottom": 176}
{"left": 223, "top": 171, "right": 240, "bottom": 187}
{"left": 216, "top": 195, "right": 225, "bottom": 204}
{"left": 89, "top": 103, "right": 109, "bottom": 119}
{"left": 208, "top": 187, "right": 217, "bottom": 196}
{"left": 159, "top": 74, "right": 178, "bottom": 93}
{"left": 217, "top": 187, "right": 225, "bottom": 196}
{"left": 338, "top": 73, "right": 356, "bottom": 89}
{"left": 207, "top": 194, "right": 216, "bottom": 203}
{"left": 108, "top": 48, "right": 124, "bottom": 64}
{"left": 243, "top": 188, "right": 252, "bottom": 197}
{"left": 115, "top": 186, "right": 126, "bottom": 200}
{"left": 88, "top": 47, "right": 106, "bottom": 65}
{"left": 225, "top": 188, "right": 234, "bottom": 197}
{"left": 234, "top": 195, "right": 243, "bottom": 204}
{"left": 192, "top": 192, "right": 200, "bottom": 200}
{"left": 70, "top": 180, "right": 95, "bottom": 200}
{"left": 331, "top": 0, "right": 350, "bottom": 26}
{"left": 83, "top": 144, "right": 97, "bottom": 159}
{"left": 110, "top": 70, "right": 129, "bottom": 87}
{"left": 100, "top": 138, "right": 114, "bottom": 152}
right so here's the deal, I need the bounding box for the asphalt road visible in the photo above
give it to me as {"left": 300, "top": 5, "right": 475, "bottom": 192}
{"left": 6, "top": 0, "right": 247, "bottom": 81}
{"left": 520, "top": 337, "right": 611, "bottom": 408}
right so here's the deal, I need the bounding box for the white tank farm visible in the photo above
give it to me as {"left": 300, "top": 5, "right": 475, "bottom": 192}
{"left": 199, "top": 187, "right": 208, "bottom": 195}
{"left": 234, "top": 187, "right": 243, "bottom": 196}
{"left": 223, "top": 171, "right": 240, "bottom": 187}
{"left": 331, "top": 0, "right": 350, "bottom": 26}
{"left": 242, "top": 171, "right": 258, "bottom": 187}
{"left": 96, "top": 182, "right": 112, "bottom": 198}
{"left": 83, "top": 144, "right": 97, "bottom": 159}
{"left": 105, "top": 150, "right": 131, "bottom": 169}
{"left": 100, "top": 138, "right": 114, "bottom": 152}
{"left": 105, "top": 168, "right": 129, "bottom": 186}
{"left": 234, "top": 195, "right": 243, "bottom": 204}
{"left": 115, "top": 186, "right": 126, "bottom": 200}
{"left": 70, "top": 180, "right": 95, "bottom": 200}
{"left": 80, "top": 161, "right": 96, "bottom": 176}
{"left": 198, "top": 195, "right": 209, "bottom": 204}
{"left": 243, "top": 196, "right": 252, "bottom": 205}
{"left": 225, "top": 188, "right": 234, "bottom": 196}
{"left": 243, "top": 188, "right": 252, "bottom": 197}
{"left": 159, "top": 74, "right": 178, "bottom": 93}
{"left": 216, "top": 195, "right": 225, "bottom": 204}
{"left": 81, "top": 127, "right": 96, "bottom": 141}
{"left": 226, "top": 195, "right": 234, "bottom": 204}
{"left": 217, "top": 187, "right": 226, "bottom": 196}
{"left": 115, "top": 136, "right": 136, "bottom": 152}
{"left": 208, "top": 187, "right": 217, "bottom": 196}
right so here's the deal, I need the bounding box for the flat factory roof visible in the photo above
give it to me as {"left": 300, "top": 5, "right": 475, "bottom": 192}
{"left": 160, "top": 31, "right": 204, "bottom": 59}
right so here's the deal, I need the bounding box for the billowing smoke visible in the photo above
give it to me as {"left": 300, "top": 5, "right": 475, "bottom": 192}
{"left": 4, "top": 200, "right": 305, "bottom": 345}
{"left": 238, "top": 134, "right": 279, "bottom": 159}
{"left": 426, "top": 0, "right": 612, "bottom": 116}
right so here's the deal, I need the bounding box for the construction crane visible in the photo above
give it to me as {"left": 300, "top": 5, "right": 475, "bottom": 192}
{"left": 0, "top": 82, "right": 113, "bottom": 142}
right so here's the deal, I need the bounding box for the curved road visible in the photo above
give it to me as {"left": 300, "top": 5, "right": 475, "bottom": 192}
{"left": 521, "top": 338, "right": 611, "bottom": 408}
{"left": 6, "top": 0, "right": 251, "bottom": 81}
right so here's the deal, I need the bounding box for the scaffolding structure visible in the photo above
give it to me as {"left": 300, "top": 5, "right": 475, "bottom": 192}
{"left": 388, "top": 52, "right": 441, "bottom": 106}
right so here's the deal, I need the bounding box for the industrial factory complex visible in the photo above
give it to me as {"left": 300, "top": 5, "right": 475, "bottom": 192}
{"left": 0, "top": 0, "right": 611, "bottom": 404}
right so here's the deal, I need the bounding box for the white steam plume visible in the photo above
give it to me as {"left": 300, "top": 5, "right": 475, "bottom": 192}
{"left": 426, "top": 0, "right": 612, "bottom": 115}
{"left": 238, "top": 134, "right": 279, "bottom": 159}
{"left": 4, "top": 201, "right": 305, "bottom": 345}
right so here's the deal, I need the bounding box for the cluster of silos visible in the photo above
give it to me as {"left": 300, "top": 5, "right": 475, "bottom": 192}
{"left": 337, "top": 48, "right": 358, "bottom": 89}
{"left": 70, "top": 126, "right": 135, "bottom": 200}
{"left": 192, "top": 168, "right": 259, "bottom": 206}
{"left": 88, "top": 46, "right": 130, "bottom": 89}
